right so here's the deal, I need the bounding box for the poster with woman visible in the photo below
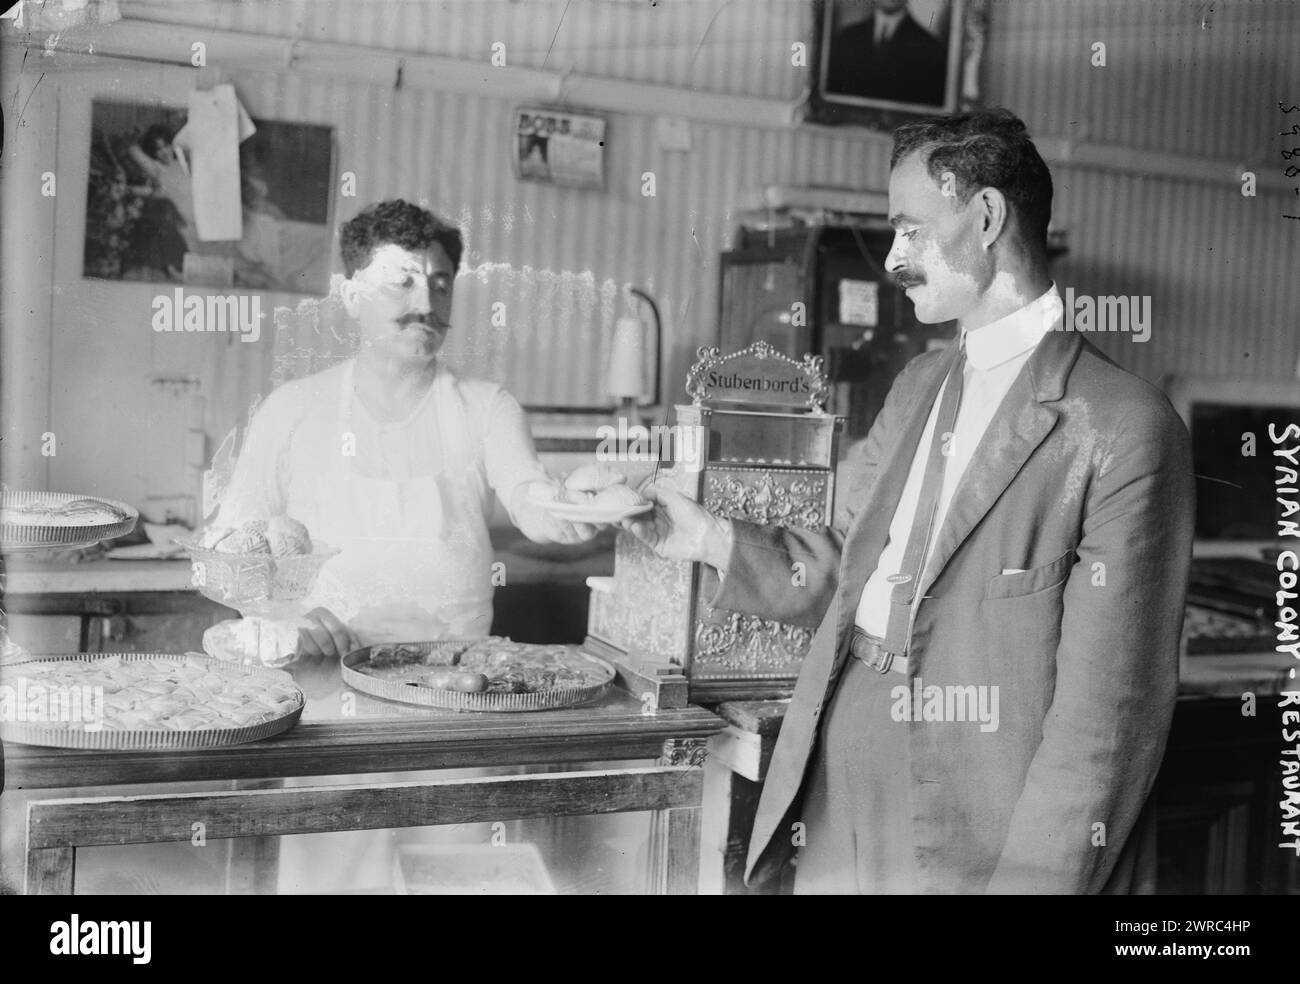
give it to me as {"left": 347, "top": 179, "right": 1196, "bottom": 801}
{"left": 84, "top": 99, "right": 335, "bottom": 294}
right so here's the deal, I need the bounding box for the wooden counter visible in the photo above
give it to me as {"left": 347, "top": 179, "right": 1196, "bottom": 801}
{"left": 2, "top": 679, "right": 723, "bottom": 895}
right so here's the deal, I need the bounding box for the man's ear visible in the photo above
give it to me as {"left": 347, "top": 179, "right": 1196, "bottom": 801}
{"left": 977, "top": 187, "right": 1008, "bottom": 250}
{"left": 339, "top": 276, "right": 361, "bottom": 319}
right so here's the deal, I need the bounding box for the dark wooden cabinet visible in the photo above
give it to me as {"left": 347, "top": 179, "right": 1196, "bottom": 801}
{"left": 717, "top": 224, "right": 947, "bottom": 441}
{"left": 1155, "top": 697, "right": 1300, "bottom": 894}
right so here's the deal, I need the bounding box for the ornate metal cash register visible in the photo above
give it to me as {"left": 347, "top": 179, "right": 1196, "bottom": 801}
{"left": 585, "top": 341, "right": 844, "bottom": 705}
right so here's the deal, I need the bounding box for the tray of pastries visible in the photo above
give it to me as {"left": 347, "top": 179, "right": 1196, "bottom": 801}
{"left": 342, "top": 638, "right": 616, "bottom": 712}
{"left": 0, "top": 652, "right": 305, "bottom": 749}
{"left": 0, "top": 490, "right": 138, "bottom": 550}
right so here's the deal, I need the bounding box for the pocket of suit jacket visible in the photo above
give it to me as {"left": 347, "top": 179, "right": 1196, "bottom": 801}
{"left": 976, "top": 547, "right": 1077, "bottom": 747}
{"left": 983, "top": 548, "right": 1076, "bottom": 600}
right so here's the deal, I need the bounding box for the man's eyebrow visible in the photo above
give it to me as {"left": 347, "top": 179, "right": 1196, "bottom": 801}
{"left": 888, "top": 213, "right": 919, "bottom": 228}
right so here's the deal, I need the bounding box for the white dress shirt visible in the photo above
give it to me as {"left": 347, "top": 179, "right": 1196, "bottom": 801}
{"left": 855, "top": 284, "right": 1063, "bottom": 639}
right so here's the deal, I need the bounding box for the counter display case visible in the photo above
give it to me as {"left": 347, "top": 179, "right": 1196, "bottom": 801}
{"left": 587, "top": 342, "right": 844, "bottom": 704}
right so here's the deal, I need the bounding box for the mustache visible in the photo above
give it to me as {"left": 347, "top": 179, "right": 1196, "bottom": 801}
{"left": 397, "top": 314, "right": 448, "bottom": 330}
{"left": 893, "top": 272, "right": 925, "bottom": 290}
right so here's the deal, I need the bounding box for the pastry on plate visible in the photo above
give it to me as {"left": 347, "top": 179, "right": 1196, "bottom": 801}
{"left": 590, "top": 484, "right": 647, "bottom": 508}
{"left": 0, "top": 496, "right": 126, "bottom": 527}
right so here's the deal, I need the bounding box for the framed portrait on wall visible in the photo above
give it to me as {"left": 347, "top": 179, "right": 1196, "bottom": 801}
{"left": 805, "top": 0, "right": 988, "bottom": 129}
{"left": 84, "top": 99, "right": 335, "bottom": 294}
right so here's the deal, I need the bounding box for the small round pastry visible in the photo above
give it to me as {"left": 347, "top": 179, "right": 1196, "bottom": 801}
{"left": 563, "top": 464, "right": 627, "bottom": 494}
{"left": 421, "top": 668, "right": 457, "bottom": 690}
{"left": 448, "top": 670, "right": 490, "bottom": 693}
{"left": 216, "top": 519, "right": 271, "bottom": 555}
{"left": 556, "top": 486, "right": 597, "bottom": 506}
{"left": 592, "top": 484, "right": 647, "bottom": 508}
{"left": 264, "top": 515, "right": 312, "bottom": 557}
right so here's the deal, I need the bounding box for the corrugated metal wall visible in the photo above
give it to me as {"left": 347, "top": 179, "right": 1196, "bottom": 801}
{"left": 12, "top": 0, "right": 1298, "bottom": 511}
{"left": 984, "top": 0, "right": 1300, "bottom": 161}
{"left": 240, "top": 68, "right": 901, "bottom": 407}
{"left": 131, "top": 0, "right": 1300, "bottom": 159}
{"left": 112, "top": 0, "right": 1299, "bottom": 407}
{"left": 129, "top": 0, "right": 813, "bottom": 101}
{"left": 1051, "top": 165, "right": 1297, "bottom": 384}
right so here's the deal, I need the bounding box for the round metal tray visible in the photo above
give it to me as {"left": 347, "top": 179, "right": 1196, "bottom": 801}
{"left": 341, "top": 640, "right": 615, "bottom": 713}
{"left": 0, "top": 652, "right": 304, "bottom": 749}
{"left": 0, "top": 490, "right": 138, "bottom": 551}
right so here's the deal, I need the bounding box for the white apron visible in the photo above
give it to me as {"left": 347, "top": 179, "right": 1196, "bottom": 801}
{"left": 276, "top": 363, "right": 501, "bottom": 894}
{"left": 291, "top": 360, "right": 496, "bottom": 645}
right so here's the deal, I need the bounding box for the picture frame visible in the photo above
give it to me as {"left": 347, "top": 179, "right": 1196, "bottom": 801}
{"left": 84, "top": 99, "right": 335, "bottom": 294}
{"left": 805, "top": 0, "right": 989, "bottom": 129}
{"left": 513, "top": 107, "right": 607, "bottom": 190}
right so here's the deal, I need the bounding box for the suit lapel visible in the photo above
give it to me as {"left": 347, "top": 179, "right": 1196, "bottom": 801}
{"left": 834, "top": 345, "right": 957, "bottom": 645}
{"left": 918, "top": 330, "right": 1083, "bottom": 599}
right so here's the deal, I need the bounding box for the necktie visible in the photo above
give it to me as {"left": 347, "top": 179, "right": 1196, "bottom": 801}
{"left": 882, "top": 338, "right": 966, "bottom": 655}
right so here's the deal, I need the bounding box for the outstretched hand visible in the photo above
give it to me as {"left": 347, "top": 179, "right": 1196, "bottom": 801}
{"left": 621, "top": 483, "right": 733, "bottom": 570}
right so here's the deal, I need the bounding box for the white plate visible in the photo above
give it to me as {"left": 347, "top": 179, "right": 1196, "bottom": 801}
{"left": 531, "top": 497, "right": 653, "bottom": 524}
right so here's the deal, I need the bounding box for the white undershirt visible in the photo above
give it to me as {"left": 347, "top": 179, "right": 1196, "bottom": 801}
{"left": 854, "top": 284, "right": 1063, "bottom": 638}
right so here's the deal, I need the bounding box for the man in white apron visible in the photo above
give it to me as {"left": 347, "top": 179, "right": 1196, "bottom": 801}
{"left": 218, "top": 199, "right": 596, "bottom": 652}
{"left": 213, "top": 200, "right": 611, "bottom": 892}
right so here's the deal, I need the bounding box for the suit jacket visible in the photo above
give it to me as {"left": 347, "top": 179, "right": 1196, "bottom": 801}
{"left": 826, "top": 13, "right": 948, "bottom": 106}
{"left": 712, "top": 329, "right": 1195, "bottom": 894}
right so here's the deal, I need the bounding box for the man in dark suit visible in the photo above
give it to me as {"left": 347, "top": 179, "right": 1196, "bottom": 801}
{"left": 626, "top": 109, "right": 1194, "bottom": 893}
{"left": 825, "top": 0, "right": 948, "bottom": 106}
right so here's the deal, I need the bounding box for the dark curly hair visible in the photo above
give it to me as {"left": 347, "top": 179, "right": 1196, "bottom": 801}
{"left": 891, "top": 108, "right": 1053, "bottom": 257}
{"left": 339, "top": 199, "right": 464, "bottom": 277}
{"left": 139, "top": 122, "right": 175, "bottom": 159}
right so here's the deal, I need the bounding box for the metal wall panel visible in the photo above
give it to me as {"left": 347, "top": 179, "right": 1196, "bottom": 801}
{"left": 231, "top": 56, "right": 1298, "bottom": 405}
{"left": 67, "top": 0, "right": 1300, "bottom": 401}
{"left": 128, "top": 0, "right": 813, "bottom": 100}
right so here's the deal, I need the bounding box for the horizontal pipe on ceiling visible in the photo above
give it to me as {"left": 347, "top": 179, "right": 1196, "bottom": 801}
{"left": 4, "top": 19, "right": 1294, "bottom": 195}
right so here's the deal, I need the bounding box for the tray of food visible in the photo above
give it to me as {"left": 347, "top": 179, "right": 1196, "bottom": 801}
{"left": 0, "top": 490, "right": 138, "bottom": 550}
{"left": 0, "top": 652, "right": 305, "bottom": 749}
{"left": 342, "top": 638, "right": 616, "bottom": 712}
{"left": 175, "top": 516, "right": 339, "bottom": 608}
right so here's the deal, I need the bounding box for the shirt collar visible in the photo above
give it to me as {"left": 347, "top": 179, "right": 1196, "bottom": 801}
{"left": 875, "top": 9, "right": 905, "bottom": 41}
{"left": 960, "top": 283, "right": 1061, "bottom": 371}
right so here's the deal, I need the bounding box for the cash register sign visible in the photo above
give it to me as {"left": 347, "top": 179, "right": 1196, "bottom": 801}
{"left": 685, "top": 341, "right": 831, "bottom": 414}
